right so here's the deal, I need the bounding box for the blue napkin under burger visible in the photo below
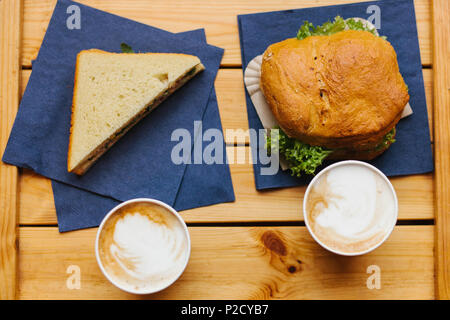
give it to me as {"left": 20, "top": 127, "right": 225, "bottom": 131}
{"left": 238, "top": 0, "right": 433, "bottom": 190}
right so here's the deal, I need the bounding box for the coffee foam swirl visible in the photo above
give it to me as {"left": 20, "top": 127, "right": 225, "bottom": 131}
{"left": 98, "top": 203, "right": 188, "bottom": 293}
{"left": 306, "top": 164, "right": 396, "bottom": 254}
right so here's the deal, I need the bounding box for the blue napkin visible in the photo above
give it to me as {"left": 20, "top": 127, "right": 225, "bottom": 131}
{"left": 50, "top": 30, "right": 235, "bottom": 232}
{"left": 2, "top": 0, "right": 235, "bottom": 231}
{"left": 238, "top": 0, "right": 433, "bottom": 190}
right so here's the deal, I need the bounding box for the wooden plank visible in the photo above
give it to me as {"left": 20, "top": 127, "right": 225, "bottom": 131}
{"left": 18, "top": 147, "right": 434, "bottom": 225}
{"left": 18, "top": 226, "right": 434, "bottom": 299}
{"left": 432, "top": 0, "right": 450, "bottom": 300}
{"left": 20, "top": 68, "right": 435, "bottom": 144}
{"left": 0, "top": 0, "right": 22, "bottom": 300}
{"left": 21, "top": 0, "right": 432, "bottom": 67}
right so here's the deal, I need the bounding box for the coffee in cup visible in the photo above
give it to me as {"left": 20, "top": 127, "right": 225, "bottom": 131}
{"left": 304, "top": 161, "right": 398, "bottom": 256}
{"left": 96, "top": 199, "right": 190, "bottom": 294}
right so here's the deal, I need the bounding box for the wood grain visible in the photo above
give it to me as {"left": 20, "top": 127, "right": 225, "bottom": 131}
{"left": 432, "top": 0, "right": 450, "bottom": 300}
{"left": 0, "top": 0, "right": 22, "bottom": 300}
{"left": 18, "top": 147, "right": 434, "bottom": 225}
{"left": 18, "top": 226, "right": 434, "bottom": 299}
{"left": 21, "top": 0, "right": 432, "bottom": 67}
{"left": 20, "top": 68, "right": 434, "bottom": 145}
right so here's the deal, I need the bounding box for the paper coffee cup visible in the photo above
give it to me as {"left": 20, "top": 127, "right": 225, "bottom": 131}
{"left": 95, "top": 198, "right": 191, "bottom": 295}
{"left": 303, "top": 160, "right": 398, "bottom": 256}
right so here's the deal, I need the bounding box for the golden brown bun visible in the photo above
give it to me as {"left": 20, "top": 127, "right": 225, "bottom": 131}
{"left": 260, "top": 30, "right": 409, "bottom": 155}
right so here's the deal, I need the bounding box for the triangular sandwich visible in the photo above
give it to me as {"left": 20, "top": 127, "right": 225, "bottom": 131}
{"left": 67, "top": 49, "right": 204, "bottom": 175}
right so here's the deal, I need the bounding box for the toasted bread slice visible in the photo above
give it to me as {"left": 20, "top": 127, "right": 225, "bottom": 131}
{"left": 67, "top": 49, "right": 204, "bottom": 175}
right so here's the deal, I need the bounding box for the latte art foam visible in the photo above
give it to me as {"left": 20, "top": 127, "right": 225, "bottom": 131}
{"left": 306, "top": 164, "right": 396, "bottom": 254}
{"left": 98, "top": 203, "right": 189, "bottom": 293}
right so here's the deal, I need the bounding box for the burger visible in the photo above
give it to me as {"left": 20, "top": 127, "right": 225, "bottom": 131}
{"left": 261, "top": 16, "right": 409, "bottom": 177}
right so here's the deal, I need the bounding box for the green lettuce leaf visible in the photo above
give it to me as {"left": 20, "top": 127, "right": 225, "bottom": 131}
{"left": 375, "top": 128, "right": 396, "bottom": 151}
{"left": 121, "top": 43, "right": 135, "bottom": 53}
{"left": 266, "top": 127, "right": 333, "bottom": 177}
{"left": 266, "top": 127, "right": 397, "bottom": 177}
{"left": 296, "top": 16, "right": 378, "bottom": 40}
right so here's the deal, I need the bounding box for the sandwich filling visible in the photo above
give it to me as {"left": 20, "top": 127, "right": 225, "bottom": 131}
{"left": 265, "top": 16, "right": 401, "bottom": 177}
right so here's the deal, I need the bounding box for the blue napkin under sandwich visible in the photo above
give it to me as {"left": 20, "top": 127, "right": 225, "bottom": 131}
{"left": 2, "top": 0, "right": 235, "bottom": 231}
{"left": 238, "top": 0, "right": 433, "bottom": 190}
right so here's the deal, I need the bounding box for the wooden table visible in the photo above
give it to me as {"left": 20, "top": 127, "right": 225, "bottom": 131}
{"left": 0, "top": 0, "right": 449, "bottom": 300}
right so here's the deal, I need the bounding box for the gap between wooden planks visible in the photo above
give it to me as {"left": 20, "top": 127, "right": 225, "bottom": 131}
{"left": 21, "top": 0, "right": 432, "bottom": 67}
{"left": 18, "top": 225, "right": 434, "bottom": 299}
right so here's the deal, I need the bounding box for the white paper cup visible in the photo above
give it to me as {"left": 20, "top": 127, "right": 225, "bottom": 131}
{"left": 303, "top": 160, "right": 398, "bottom": 256}
{"left": 95, "top": 198, "right": 191, "bottom": 295}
